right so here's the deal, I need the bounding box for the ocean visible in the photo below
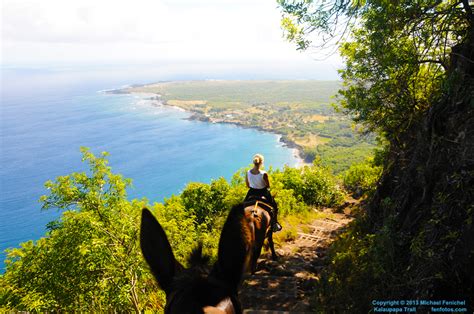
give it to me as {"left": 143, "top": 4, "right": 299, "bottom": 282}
{"left": 0, "top": 66, "right": 299, "bottom": 270}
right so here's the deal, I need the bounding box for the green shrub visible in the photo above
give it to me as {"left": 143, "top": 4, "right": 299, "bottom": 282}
{"left": 342, "top": 158, "right": 382, "bottom": 197}
{"left": 180, "top": 177, "right": 230, "bottom": 226}
{"left": 277, "top": 163, "right": 344, "bottom": 207}
{"left": 313, "top": 217, "right": 398, "bottom": 312}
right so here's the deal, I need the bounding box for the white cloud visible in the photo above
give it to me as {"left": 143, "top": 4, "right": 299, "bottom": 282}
{"left": 2, "top": 0, "right": 172, "bottom": 43}
{"left": 1, "top": 0, "right": 343, "bottom": 78}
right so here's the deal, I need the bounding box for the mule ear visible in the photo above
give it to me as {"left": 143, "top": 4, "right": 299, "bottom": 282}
{"left": 140, "top": 208, "right": 181, "bottom": 294}
{"left": 212, "top": 204, "right": 249, "bottom": 293}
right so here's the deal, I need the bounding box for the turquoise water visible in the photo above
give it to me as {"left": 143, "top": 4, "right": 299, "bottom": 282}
{"left": 0, "top": 67, "right": 299, "bottom": 270}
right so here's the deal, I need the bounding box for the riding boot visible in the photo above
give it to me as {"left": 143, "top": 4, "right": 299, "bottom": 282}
{"left": 271, "top": 203, "right": 282, "bottom": 232}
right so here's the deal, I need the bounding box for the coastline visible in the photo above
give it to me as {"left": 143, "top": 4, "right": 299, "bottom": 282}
{"left": 168, "top": 96, "right": 312, "bottom": 168}
{"left": 185, "top": 113, "right": 312, "bottom": 167}
{"left": 106, "top": 88, "right": 311, "bottom": 168}
{"left": 188, "top": 116, "right": 311, "bottom": 168}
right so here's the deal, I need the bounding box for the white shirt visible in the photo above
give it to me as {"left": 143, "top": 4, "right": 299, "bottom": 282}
{"left": 247, "top": 170, "right": 267, "bottom": 189}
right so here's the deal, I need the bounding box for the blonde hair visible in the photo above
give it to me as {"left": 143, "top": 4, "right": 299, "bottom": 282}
{"left": 252, "top": 154, "right": 264, "bottom": 168}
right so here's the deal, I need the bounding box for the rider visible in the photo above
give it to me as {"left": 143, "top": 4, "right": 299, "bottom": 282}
{"left": 245, "top": 154, "right": 282, "bottom": 232}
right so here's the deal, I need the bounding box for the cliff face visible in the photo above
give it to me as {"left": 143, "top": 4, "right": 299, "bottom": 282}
{"left": 369, "top": 28, "right": 474, "bottom": 300}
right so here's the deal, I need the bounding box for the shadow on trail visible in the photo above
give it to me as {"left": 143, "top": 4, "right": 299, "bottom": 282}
{"left": 239, "top": 215, "right": 353, "bottom": 312}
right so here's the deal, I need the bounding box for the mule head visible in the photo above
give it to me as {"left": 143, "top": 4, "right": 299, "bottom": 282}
{"left": 140, "top": 208, "right": 242, "bottom": 313}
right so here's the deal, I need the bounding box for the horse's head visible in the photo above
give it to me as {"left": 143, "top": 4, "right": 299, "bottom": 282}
{"left": 141, "top": 203, "right": 269, "bottom": 313}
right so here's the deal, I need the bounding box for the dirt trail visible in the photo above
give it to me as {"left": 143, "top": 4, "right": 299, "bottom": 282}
{"left": 240, "top": 208, "right": 354, "bottom": 314}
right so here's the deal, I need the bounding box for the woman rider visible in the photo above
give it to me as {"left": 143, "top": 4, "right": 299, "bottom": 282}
{"left": 245, "top": 154, "right": 282, "bottom": 232}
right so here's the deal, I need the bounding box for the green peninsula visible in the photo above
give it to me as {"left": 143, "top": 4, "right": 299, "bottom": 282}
{"left": 118, "top": 80, "right": 375, "bottom": 173}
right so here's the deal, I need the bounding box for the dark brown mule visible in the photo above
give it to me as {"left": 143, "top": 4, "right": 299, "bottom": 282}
{"left": 140, "top": 202, "right": 272, "bottom": 313}
{"left": 242, "top": 196, "right": 278, "bottom": 271}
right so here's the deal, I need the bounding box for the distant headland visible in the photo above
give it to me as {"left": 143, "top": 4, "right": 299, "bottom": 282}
{"left": 108, "top": 80, "right": 375, "bottom": 173}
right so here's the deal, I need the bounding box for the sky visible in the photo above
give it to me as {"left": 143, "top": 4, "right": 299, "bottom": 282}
{"left": 1, "top": 0, "right": 343, "bottom": 79}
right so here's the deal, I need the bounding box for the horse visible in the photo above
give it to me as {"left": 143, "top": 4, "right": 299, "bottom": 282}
{"left": 140, "top": 201, "right": 273, "bottom": 313}
{"left": 242, "top": 195, "right": 278, "bottom": 268}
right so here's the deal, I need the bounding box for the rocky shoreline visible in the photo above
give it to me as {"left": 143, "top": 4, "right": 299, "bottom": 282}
{"left": 105, "top": 89, "right": 312, "bottom": 166}
{"left": 181, "top": 106, "right": 311, "bottom": 165}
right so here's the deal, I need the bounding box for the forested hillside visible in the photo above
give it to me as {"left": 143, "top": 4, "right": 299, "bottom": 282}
{"left": 279, "top": 0, "right": 474, "bottom": 310}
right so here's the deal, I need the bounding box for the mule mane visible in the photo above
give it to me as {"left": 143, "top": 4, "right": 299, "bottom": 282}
{"left": 171, "top": 244, "right": 212, "bottom": 293}
{"left": 188, "top": 244, "right": 211, "bottom": 268}
{"left": 167, "top": 245, "right": 235, "bottom": 314}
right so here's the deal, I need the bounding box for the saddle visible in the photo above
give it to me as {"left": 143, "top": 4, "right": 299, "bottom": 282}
{"left": 243, "top": 195, "right": 274, "bottom": 214}
{"left": 243, "top": 195, "right": 282, "bottom": 233}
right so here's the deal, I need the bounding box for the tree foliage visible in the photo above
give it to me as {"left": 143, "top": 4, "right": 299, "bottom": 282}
{"left": 275, "top": 162, "right": 344, "bottom": 207}
{"left": 1, "top": 148, "right": 154, "bottom": 311}
{"left": 342, "top": 157, "right": 382, "bottom": 198}
{"left": 1, "top": 148, "right": 345, "bottom": 311}
{"left": 279, "top": 0, "right": 471, "bottom": 140}
{"left": 279, "top": 0, "right": 474, "bottom": 308}
{"left": 181, "top": 178, "right": 230, "bottom": 226}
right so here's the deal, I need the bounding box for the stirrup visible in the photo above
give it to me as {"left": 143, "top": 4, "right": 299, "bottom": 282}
{"left": 272, "top": 222, "right": 282, "bottom": 232}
